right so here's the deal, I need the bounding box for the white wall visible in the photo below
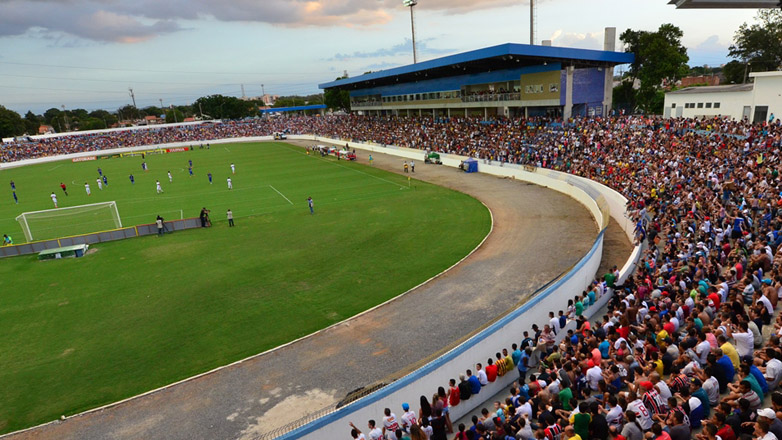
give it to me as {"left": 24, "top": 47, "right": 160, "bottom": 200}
{"left": 278, "top": 136, "right": 642, "bottom": 440}
{"left": 750, "top": 72, "right": 782, "bottom": 121}
{"left": 663, "top": 90, "right": 752, "bottom": 120}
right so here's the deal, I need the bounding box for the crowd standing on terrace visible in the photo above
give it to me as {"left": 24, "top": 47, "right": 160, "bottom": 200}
{"left": 5, "top": 114, "right": 782, "bottom": 439}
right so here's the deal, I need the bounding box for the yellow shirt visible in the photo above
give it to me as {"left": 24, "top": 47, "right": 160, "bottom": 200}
{"left": 721, "top": 342, "right": 740, "bottom": 369}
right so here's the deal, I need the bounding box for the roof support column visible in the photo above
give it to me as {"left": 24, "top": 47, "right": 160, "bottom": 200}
{"left": 564, "top": 65, "right": 574, "bottom": 120}
{"left": 484, "top": 107, "right": 488, "bottom": 120}
{"left": 603, "top": 27, "right": 616, "bottom": 116}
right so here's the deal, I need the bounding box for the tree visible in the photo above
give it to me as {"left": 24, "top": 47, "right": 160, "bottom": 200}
{"left": 0, "top": 106, "right": 25, "bottom": 138}
{"left": 612, "top": 81, "right": 637, "bottom": 115}
{"left": 324, "top": 76, "right": 351, "bottom": 112}
{"left": 729, "top": 9, "right": 782, "bottom": 74}
{"left": 165, "top": 109, "right": 184, "bottom": 123}
{"left": 620, "top": 24, "right": 689, "bottom": 114}
{"left": 24, "top": 111, "right": 41, "bottom": 134}
{"left": 193, "top": 95, "right": 255, "bottom": 120}
{"left": 722, "top": 60, "right": 746, "bottom": 84}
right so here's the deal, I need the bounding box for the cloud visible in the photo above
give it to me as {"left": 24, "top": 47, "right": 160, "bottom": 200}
{"left": 330, "top": 38, "right": 453, "bottom": 61}
{"left": 548, "top": 29, "right": 603, "bottom": 50}
{"left": 0, "top": 0, "right": 522, "bottom": 43}
{"left": 0, "top": 1, "right": 180, "bottom": 43}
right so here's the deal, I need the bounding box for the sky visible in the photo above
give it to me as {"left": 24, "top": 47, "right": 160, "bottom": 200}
{"left": 0, "top": 0, "right": 759, "bottom": 115}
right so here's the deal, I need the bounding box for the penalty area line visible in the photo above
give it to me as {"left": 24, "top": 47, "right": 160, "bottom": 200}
{"left": 269, "top": 185, "right": 293, "bottom": 205}
{"left": 48, "top": 164, "right": 63, "bottom": 171}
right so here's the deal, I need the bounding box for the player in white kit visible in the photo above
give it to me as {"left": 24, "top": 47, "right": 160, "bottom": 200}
{"left": 227, "top": 177, "right": 233, "bottom": 190}
{"left": 50, "top": 192, "right": 58, "bottom": 208}
{"left": 230, "top": 163, "right": 235, "bottom": 174}
{"left": 85, "top": 182, "right": 91, "bottom": 196}
{"left": 156, "top": 180, "right": 163, "bottom": 194}
{"left": 96, "top": 178, "right": 103, "bottom": 190}
{"left": 168, "top": 171, "right": 173, "bottom": 183}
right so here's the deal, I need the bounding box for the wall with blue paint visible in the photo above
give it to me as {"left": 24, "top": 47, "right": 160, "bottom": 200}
{"left": 277, "top": 136, "right": 643, "bottom": 440}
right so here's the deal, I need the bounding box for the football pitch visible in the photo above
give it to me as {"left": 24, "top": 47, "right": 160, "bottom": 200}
{"left": 0, "top": 142, "right": 491, "bottom": 433}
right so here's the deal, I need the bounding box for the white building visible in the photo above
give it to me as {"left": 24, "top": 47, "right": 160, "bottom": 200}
{"left": 664, "top": 71, "right": 782, "bottom": 122}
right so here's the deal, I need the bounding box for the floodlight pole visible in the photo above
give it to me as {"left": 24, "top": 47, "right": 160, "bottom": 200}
{"left": 404, "top": 0, "right": 418, "bottom": 63}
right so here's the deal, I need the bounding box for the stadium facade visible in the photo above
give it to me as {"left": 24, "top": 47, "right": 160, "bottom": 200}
{"left": 319, "top": 29, "right": 634, "bottom": 119}
{"left": 664, "top": 71, "right": 782, "bottom": 122}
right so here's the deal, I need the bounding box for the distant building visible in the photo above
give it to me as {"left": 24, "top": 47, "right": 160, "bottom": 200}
{"left": 261, "top": 94, "right": 279, "bottom": 106}
{"left": 38, "top": 125, "right": 55, "bottom": 135}
{"left": 680, "top": 75, "right": 720, "bottom": 87}
{"left": 183, "top": 117, "right": 196, "bottom": 122}
{"left": 663, "top": 71, "right": 782, "bottom": 122}
{"left": 142, "top": 115, "right": 163, "bottom": 125}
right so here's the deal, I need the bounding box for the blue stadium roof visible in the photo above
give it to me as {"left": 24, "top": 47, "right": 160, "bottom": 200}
{"left": 259, "top": 104, "right": 326, "bottom": 114}
{"left": 319, "top": 43, "right": 634, "bottom": 91}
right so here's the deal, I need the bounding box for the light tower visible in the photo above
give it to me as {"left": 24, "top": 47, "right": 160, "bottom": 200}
{"left": 403, "top": 0, "right": 418, "bottom": 63}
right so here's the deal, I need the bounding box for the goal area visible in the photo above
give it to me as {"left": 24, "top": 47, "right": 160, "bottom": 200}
{"left": 15, "top": 201, "right": 122, "bottom": 242}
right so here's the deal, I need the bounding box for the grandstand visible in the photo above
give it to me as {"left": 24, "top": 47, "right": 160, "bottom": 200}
{"left": 318, "top": 32, "right": 633, "bottom": 119}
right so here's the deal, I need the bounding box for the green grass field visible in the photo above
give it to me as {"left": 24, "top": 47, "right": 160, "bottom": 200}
{"left": 0, "top": 142, "right": 491, "bottom": 433}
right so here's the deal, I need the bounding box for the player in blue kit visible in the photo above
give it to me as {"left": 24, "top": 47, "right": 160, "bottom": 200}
{"left": 207, "top": 172, "right": 213, "bottom": 184}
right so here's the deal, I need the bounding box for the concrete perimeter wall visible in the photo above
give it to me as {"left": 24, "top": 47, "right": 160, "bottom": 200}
{"left": 1, "top": 135, "right": 642, "bottom": 439}
{"left": 273, "top": 135, "right": 643, "bottom": 439}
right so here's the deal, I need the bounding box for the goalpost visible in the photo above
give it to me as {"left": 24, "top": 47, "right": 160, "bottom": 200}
{"left": 15, "top": 201, "right": 122, "bottom": 242}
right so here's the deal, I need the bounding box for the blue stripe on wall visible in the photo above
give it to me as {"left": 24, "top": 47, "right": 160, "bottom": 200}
{"left": 279, "top": 227, "right": 605, "bottom": 439}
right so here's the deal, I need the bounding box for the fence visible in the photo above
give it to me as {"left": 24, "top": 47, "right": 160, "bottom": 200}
{"left": 0, "top": 218, "right": 202, "bottom": 258}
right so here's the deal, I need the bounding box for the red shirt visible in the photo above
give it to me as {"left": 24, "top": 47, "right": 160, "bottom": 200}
{"left": 485, "top": 364, "right": 498, "bottom": 382}
{"left": 449, "top": 386, "right": 460, "bottom": 407}
{"left": 717, "top": 425, "right": 736, "bottom": 440}
{"left": 708, "top": 292, "right": 721, "bottom": 309}
{"left": 663, "top": 321, "right": 675, "bottom": 335}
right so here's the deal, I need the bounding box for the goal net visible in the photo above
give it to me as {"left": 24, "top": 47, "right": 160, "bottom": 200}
{"left": 15, "top": 201, "right": 122, "bottom": 242}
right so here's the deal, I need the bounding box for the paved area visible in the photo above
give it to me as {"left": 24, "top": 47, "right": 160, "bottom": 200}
{"left": 6, "top": 143, "right": 631, "bottom": 440}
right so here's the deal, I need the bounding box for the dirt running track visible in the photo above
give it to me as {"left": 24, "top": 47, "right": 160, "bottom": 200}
{"left": 5, "top": 143, "right": 632, "bottom": 440}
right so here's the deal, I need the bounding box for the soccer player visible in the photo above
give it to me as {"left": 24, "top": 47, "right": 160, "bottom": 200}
{"left": 96, "top": 178, "right": 103, "bottom": 190}
{"left": 226, "top": 177, "right": 232, "bottom": 190}
{"left": 142, "top": 162, "right": 148, "bottom": 172}
{"left": 168, "top": 171, "right": 173, "bottom": 183}
{"left": 50, "top": 192, "right": 58, "bottom": 208}
{"left": 230, "top": 163, "right": 235, "bottom": 174}
{"left": 85, "top": 182, "right": 91, "bottom": 196}
{"left": 226, "top": 209, "right": 234, "bottom": 227}
{"left": 60, "top": 182, "right": 68, "bottom": 196}
{"left": 188, "top": 159, "right": 193, "bottom": 168}
{"left": 2, "top": 234, "right": 12, "bottom": 246}
{"left": 12, "top": 191, "right": 18, "bottom": 204}
{"left": 10, "top": 180, "right": 15, "bottom": 190}
{"left": 307, "top": 196, "right": 314, "bottom": 215}
{"left": 156, "top": 180, "right": 163, "bottom": 194}
{"left": 102, "top": 175, "right": 108, "bottom": 186}
{"left": 188, "top": 166, "right": 194, "bottom": 177}
{"left": 208, "top": 172, "right": 213, "bottom": 184}
{"left": 129, "top": 174, "right": 135, "bottom": 185}
{"left": 97, "top": 167, "right": 102, "bottom": 177}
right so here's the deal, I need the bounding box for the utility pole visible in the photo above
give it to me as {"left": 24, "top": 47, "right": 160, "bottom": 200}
{"left": 61, "top": 105, "right": 71, "bottom": 132}
{"left": 241, "top": 84, "right": 246, "bottom": 99}
{"left": 403, "top": 0, "right": 418, "bottom": 63}
{"left": 530, "top": 0, "right": 536, "bottom": 45}
{"left": 159, "top": 98, "right": 165, "bottom": 123}
{"left": 128, "top": 87, "right": 137, "bottom": 120}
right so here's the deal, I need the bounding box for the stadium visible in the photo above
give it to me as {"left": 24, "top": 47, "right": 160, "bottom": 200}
{"left": 2, "top": 2, "right": 782, "bottom": 440}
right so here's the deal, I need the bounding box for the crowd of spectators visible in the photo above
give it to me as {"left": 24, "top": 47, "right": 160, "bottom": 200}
{"left": 5, "top": 114, "right": 782, "bottom": 439}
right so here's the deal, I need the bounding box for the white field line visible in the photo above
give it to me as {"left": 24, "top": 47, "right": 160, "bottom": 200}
{"left": 47, "top": 164, "right": 63, "bottom": 171}
{"left": 0, "top": 204, "right": 495, "bottom": 440}
{"left": 223, "top": 146, "right": 231, "bottom": 152}
{"left": 269, "top": 185, "right": 294, "bottom": 205}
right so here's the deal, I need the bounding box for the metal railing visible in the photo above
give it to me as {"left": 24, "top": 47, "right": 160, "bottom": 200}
{"left": 461, "top": 93, "right": 520, "bottom": 103}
